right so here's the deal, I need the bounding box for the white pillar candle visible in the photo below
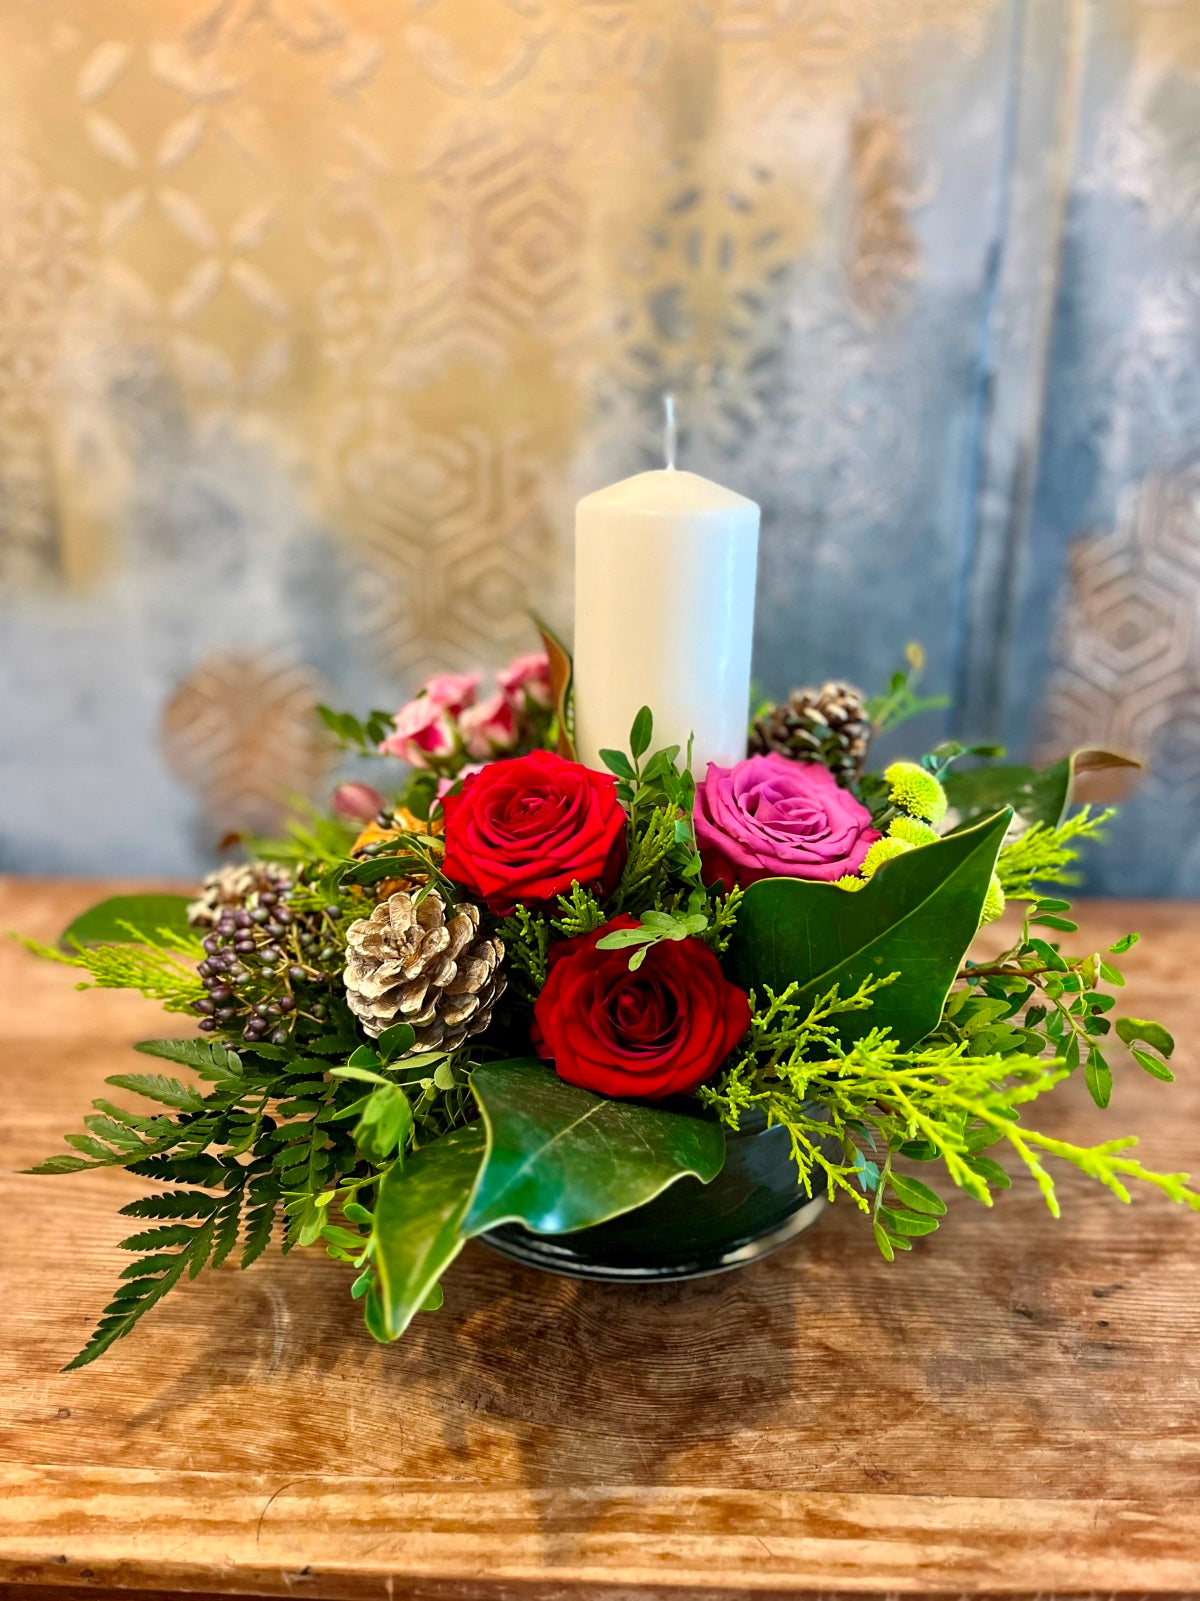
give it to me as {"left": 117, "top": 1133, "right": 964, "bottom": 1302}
{"left": 573, "top": 468, "right": 760, "bottom": 777}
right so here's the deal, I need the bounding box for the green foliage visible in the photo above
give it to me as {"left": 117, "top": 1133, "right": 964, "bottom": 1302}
{"left": 700, "top": 977, "right": 1200, "bottom": 1257}
{"left": 496, "top": 903, "right": 552, "bottom": 1003}
{"left": 596, "top": 904, "right": 709, "bottom": 970}
{"left": 25, "top": 932, "right": 206, "bottom": 1015}
{"left": 59, "top": 895, "right": 195, "bottom": 948}
{"left": 864, "top": 643, "right": 950, "bottom": 735}
{"left": 363, "top": 1059, "right": 725, "bottom": 1339}
{"left": 365, "top": 1124, "right": 487, "bottom": 1341}
{"left": 316, "top": 704, "right": 396, "bottom": 756}
{"left": 496, "top": 883, "right": 605, "bottom": 1004}
{"left": 729, "top": 810, "right": 1011, "bottom": 1048}
{"left": 997, "top": 807, "right": 1115, "bottom": 898}
{"left": 247, "top": 802, "right": 360, "bottom": 867}
{"left": 956, "top": 897, "right": 1175, "bottom": 1109}
{"left": 944, "top": 750, "right": 1139, "bottom": 833}
{"left": 32, "top": 1012, "right": 481, "bottom": 1367}
{"left": 600, "top": 707, "right": 704, "bottom": 913}
{"left": 463, "top": 1058, "right": 725, "bottom": 1235}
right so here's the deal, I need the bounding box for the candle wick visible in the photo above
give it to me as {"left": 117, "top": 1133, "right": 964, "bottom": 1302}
{"left": 662, "top": 393, "right": 676, "bottom": 472}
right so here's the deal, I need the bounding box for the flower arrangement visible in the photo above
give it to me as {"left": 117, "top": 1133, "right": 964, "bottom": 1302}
{"left": 30, "top": 640, "right": 1196, "bottom": 1370}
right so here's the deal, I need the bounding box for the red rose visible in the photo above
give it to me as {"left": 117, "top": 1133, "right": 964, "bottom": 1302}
{"left": 440, "top": 750, "right": 627, "bottom": 913}
{"left": 532, "top": 917, "right": 752, "bottom": 1100}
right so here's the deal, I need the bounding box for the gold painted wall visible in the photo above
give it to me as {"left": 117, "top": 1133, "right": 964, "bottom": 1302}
{"left": 7, "top": 2, "right": 1200, "bottom": 892}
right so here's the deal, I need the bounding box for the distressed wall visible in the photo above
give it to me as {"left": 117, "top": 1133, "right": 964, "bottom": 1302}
{"left": 0, "top": 0, "right": 1197, "bottom": 890}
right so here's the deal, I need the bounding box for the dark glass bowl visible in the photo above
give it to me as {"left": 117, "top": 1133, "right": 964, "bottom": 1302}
{"left": 479, "top": 1117, "right": 827, "bottom": 1282}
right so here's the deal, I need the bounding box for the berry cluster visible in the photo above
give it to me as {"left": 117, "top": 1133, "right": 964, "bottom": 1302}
{"left": 189, "top": 864, "right": 346, "bottom": 1046}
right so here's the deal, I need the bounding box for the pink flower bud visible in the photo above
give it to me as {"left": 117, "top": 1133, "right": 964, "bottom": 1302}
{"left": 378, "top": 697, "right": 457, "bottom": 768}
{"left": 421, "top": 671, "right": 480, "bottom": 716}
{"left": 332, "top": 781, "right": 385, "bottom": 820}
{"left": 497, "top": 651, "right": 553, "bottom": 709}
{"left": 460, "top": 693, "right": 518, "bottom": 759}
{"left": 435, "top": 762, "right": 486, "bottom": 803}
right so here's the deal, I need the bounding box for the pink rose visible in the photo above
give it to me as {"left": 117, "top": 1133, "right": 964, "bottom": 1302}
{"left": 460, "top": 692, "right": 518, "bottom": 759}
{"left": 421, "top": 672, "right": 480, "bottom": 716}
{"left": 694, "top": 754, "right": 881, "bottom": 890}
{"left": 498, "top": 652, "right": 552, "bottom": 709}
{"left": 379, "top": 697, "right": 457, "bottom": 768}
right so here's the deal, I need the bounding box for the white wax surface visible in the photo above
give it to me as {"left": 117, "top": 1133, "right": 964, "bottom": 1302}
{"left": 573, "top": 468, "right": 760, "bottom": 777}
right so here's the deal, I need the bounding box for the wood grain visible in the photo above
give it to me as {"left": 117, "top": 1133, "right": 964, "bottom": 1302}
{"left": 2, "top": 879, "right": 1199, "bottom": 1597}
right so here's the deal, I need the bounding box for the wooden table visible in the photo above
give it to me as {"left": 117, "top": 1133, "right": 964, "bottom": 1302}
{"left": 2, "top": 879, "right": 1199, "bottom": 1599}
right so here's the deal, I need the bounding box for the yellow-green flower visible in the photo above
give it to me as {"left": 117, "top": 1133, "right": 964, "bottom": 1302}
{"left": 888, "top": 814, "right": 940, "bottom": 847}
{"left": 834, "top": 873, "right": 867, "bottom": 892}
{"left": 979, "top": 871, "right": 1006, "bottom": 926}
{"left": 861, "top": 835, "right": 913, "bottom": 879}
{"left": 885, "top": 760, "right": 948, "bottom": 825}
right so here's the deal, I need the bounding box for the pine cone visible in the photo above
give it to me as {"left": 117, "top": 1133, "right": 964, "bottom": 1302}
{"left": 749, "top": 681, "right": 871, "bottom": 783}
{"left": 343, "top": 890, "right": 505, "bottom": 1051}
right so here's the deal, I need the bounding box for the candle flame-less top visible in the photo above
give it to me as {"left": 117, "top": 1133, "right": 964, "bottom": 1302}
{"left": 577, "top": 468, "right": 756, "bottom": 516}
{"left": 573, "top": 467, "right": 760, "bottom": 778}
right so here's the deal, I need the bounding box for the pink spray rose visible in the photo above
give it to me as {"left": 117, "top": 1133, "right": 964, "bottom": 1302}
{"left": 421, "top": 672, "right": 480, "bottom": 716}
{"left": 459, "top": 692, "right": 518, "bottom": 759}
{"left": 694, "top": 754, "right": 881, "bottom": 890}
{"left": 497, "top": 651, "right": 553, "bottom": 709}
{"left": 378, "top": 696, "right": 457, "bottom": 768}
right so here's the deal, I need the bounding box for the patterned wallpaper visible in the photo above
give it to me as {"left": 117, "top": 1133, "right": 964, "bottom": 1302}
{"left": 1, "top": 0, "right": 1198, "bottom": 892}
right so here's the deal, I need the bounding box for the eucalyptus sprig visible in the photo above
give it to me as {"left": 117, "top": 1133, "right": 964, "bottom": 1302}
{"left": 597, "top": 904, "right": 709, "bottom": 970}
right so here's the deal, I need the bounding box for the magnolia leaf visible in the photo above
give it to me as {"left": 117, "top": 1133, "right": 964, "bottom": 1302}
{"left": 534, "top": 614, "right": 575, "bottom": 760}
{"left": 944, "top": 750, "right": 1141, "bottom": 832}
{"left": 368, "top": 1123, "right": 485, "bottom": 1342}
{"left": 729, "top": 810, "right": 1011, "bottom": 1048}
{"left": 61, "top": 894, "right": 194, "bottom": 948}
{"left": 462, "top": 1058, "right": 725, "bottom": 1236}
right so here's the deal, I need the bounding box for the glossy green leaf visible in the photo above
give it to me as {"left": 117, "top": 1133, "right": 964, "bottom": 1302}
{"left": 462, "top": 1058, "right": 725, "bottom": 1236}
{"left": 729, "top": 810, "right": 1012, "bottom": 1048}
{"left": 629, "top": 705, "right": 654, "bottom": 760}
{"left": 1085, "top": 1047, "right": 1112, "bottom": 1110}
{"left": 944, "top": 749, "right": 1141, "bottom": 832}
{"left": 369, "top": 1123, "right": 485, "bottom": 1342}
{"left": 1115, "top": 1017, "right": 1175, "bottom": 1058}
{"left": 876, "top": 1206, "right": 939, "bottom": 1236}
{"left": 888, "top": 1174, "right": 947, "bottom": 1215}
{"left": 61, "top": 895, "right": 194, "bottom": 948}
{"left": 375, "top": 1022, "right": 416, "bottom": 1063}
{"left": 1132, "top": 1047, "right": 1174, "bottom": 1083}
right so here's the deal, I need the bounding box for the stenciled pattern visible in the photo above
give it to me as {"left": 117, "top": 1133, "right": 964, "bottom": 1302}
{"left": 1039, "top": 469, "right": 1200, "bottom": 780}
{"left": 161, "top": 653, "right": 336, "bottom": 841}
{"left": 2, "top": 0, "right": 1199, "bottom": 885}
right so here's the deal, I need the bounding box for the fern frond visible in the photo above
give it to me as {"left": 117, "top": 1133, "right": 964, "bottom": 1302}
{"left": 104, "top": 1073, "right": 208, "bottom": 1112}
{"left": 134, "top": 1038, "right": 242, "bottom": 1083}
